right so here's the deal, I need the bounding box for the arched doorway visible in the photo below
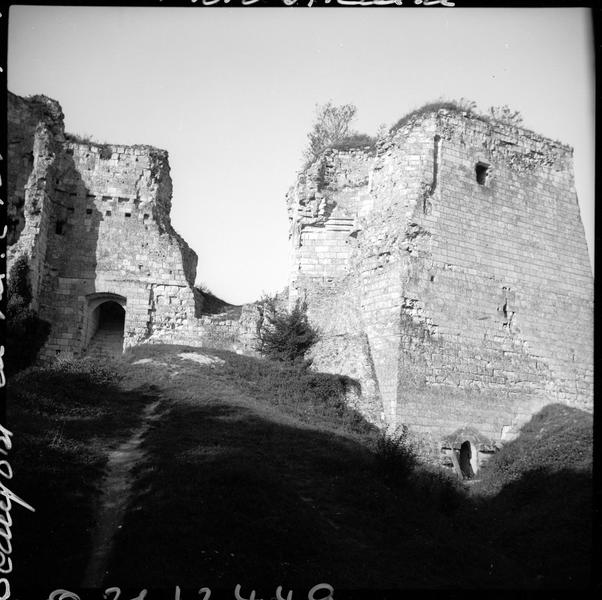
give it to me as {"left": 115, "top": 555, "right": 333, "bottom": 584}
{"left": 84, "top": 293, "right": 126, "bottom": 358}
{"left": 458, "top": 441, "right": 476, "bottom": 479}
{"left": 441, "top": 427, "right": 495, "bottom": 480}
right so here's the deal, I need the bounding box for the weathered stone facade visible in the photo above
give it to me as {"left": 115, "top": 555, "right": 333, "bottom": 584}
{"left": 287, "top": 107, "right": 593, "bottom": 461}
{"left": 7, "top": 92, "right": 257, "bottom": 359}
{"left": 8, "top": 92, "right": 593, "bottom": 466}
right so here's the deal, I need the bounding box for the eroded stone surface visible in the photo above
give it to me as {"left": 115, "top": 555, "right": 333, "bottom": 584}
{"left": 7, "top": 92, "right": 257, "bottom": 360}
{"left": 287, "top": 108, "right": 593, "bottom": 455}
{"left": 8, "top": 94, "right": 593, "bottom": 461}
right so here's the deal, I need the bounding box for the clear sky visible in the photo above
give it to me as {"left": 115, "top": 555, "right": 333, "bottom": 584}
{"left": 7, "top": 6, "right": 595, "bottom": 304}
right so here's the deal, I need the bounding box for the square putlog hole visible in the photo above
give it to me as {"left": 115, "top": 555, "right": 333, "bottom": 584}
{"left": 475, "top": 162, "right": 491, "bottom": 185}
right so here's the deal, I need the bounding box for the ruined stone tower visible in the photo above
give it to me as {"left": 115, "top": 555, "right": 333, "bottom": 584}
{"left": 6, "top": 91, "right": 243, "bottom": 359}
{"left": 287, "top": 105, "right": 593, "bottom": 460}
{"left": 7, "top": 92, "right": 594, "bottom": 465}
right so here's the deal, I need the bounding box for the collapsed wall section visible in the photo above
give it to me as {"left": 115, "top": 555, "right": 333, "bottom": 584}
{"left": 287, "top": 149, "right": 385, "bottom": 424}
{"left": 7, "top": 92, "right": 66, "bottom": 306}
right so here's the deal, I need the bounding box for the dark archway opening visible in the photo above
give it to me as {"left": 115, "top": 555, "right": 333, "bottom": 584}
{"left": 475, "top": 162, "right": 491, "bottom": 185}
{"left": 97, "top": 301, "right": 125, "bottom": 332}
{"left": 86, "top": 300, "right": 125, "bottom": 358}
{"left": 459, "top": 440, "right": 475, "bottom": 480}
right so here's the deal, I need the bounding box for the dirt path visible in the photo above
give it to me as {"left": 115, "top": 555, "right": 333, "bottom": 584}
{"left": 81, "top": 398, "right": 164, "bottom": 588}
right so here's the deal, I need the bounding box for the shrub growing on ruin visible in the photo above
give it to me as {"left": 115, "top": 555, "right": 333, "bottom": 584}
{"left": 488, "top": 104, "right": 523, "bottom": 127}
{"left": 256, "top": 297, "right": 319, "bottom": 364}
{"left": 409, "top": 465, "right": 465, "bottom": 515}
{"left": 304, "top": 102, "right": 357, "bottom": 165}
{"left": 303, "top": 102, "right": 383, "bottom": 165}
{"left": 64, "top": 132, "right": 96, "bottom": 144}
{"left": 389, "top": 98, "right": 524, "bottom": 135}
{"left": 329, "top": 132, "right": 377, "bottom": 152}
{"left": 8, "top": 253, "right": 33, "bottom": 305}
{"left": 374, "top": 425, "right": 418, "bottom": 485}
{"left": 5, "top": 255, "right": 51, "bottom": 375}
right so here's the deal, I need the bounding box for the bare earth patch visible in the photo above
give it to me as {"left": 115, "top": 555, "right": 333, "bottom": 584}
{"left": 177, "top": 351, "right": 225, "bottom": 366}
{"left": 81, "top": 399, "right": 164, "bottom": 588}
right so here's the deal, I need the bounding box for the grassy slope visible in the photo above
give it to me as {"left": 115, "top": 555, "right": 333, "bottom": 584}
{"left": 465, "top": 404, "right": 594, "bottom": 588}
{"left": 7, "top": 345, "right": 593, "bottom": 592}
{"left": 105, "top": 345, "right": 523, "bottom": 589}
{"left": 8, "top": 360, "right": 156, "bottom": 589}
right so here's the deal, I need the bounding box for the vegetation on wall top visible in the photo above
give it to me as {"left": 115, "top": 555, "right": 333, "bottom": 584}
{"left": 389, "top": 97, "right": 524, "bottom": 134}
{"left": 303, "top": 102, "right": 377, "bottom": 166}
{"left": 303, "top": 98, "right": 527, "bottom": 168}
{"left": 64, "top": 132, "right": 114, "bottom": 158}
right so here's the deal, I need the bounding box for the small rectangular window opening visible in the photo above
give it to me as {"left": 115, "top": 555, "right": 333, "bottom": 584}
{"left": 86, "top": 208, "right": 93, "bottom": 215}
{"left": 55, "top": 220, "right": 65, "bottom": 235}
{"left": 476, "top": 162, "right": 490, "bottom": 185}
{"left": 125, "top": 212, "right": 132, "bottom": 218}
{"left": 105, "top": 210, "right": 112, "bottom": 217}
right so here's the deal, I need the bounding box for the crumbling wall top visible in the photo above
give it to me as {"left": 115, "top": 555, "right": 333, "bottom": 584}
{"left": 385, "top": 103, "right": 573, "bottom": 153}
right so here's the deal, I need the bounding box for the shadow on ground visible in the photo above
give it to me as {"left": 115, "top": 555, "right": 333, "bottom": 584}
{"left": 8, "top": 360, "right": 157, "bottom": 589}
{"left": 7, "top": 345, "right": 594, "bottom": 592}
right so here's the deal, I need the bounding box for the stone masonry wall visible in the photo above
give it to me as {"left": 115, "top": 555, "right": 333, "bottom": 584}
{"left": 38, "top": 139, "right": 200, "bottom": 358}
{"left": 6, "top": 92, "right": 242, "bottom": 360}
{"left": 288, "top": 107, "right": 593, "bottom": 456}
{"left": 396, "top": 111, "right": 592, "bottom": 454}
{"left": 287, "top": 150, "right": 385, "bottom": 425}
{"left": 8, "top": 92, "right": 593, "bottom": 460}
{"left": 7, "top": 93, "right": 66, "bottom": 307}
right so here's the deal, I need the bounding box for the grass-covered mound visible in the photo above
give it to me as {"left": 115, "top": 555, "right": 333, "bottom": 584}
{"left": 8, "top": 359, "right": 157, "bottom": 589}
{"left": 7, "top": 346, "right": 593, "bottom": 591}
{"left": 465, "top": 404, "right": 593, "bottom": 589}
{"left": 105, "top": 345, "right": 524, "bottom": 589}
{"left": 474, "top": 403, "right": 592, "bottom": 495}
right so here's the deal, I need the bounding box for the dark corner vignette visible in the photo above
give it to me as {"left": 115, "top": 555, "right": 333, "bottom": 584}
{"left": 1, "top": 0, "right": 7, "bottom": 427}
{"left": 3, "top": 8, "right": 35, "bottom": 600}
{"left": 1, "top": 0, "right": 8, "bottom": 591}
{"left": 1, "top": 0, "right": 9, "bottom": 592}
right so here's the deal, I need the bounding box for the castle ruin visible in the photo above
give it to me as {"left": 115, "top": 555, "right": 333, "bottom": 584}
{"left": 6, "top": 92, "right": 593, "bottom": 466}
{"left": 286, "top": 106, "right": 593, "bottom": 463}
{"left": 6, "top": 92, "right": 256, "bottom": 359}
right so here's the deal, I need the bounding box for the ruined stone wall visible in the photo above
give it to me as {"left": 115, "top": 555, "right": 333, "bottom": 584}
{"left": 39, "top": 140, "right": 200, "bottom": 357}
{"left": 7, "top": 91, "right": 270, "bottom": 362}
{"left": 287, "top": 149, "right": 386, "bottom": 425}
{"left": 7, "top": 93, "right": 66, "bottom": 306}
{"left": 389, "top": 111, "right": 593, "bottom": 453}
{"left": 288, "top": 108, "right": 593, "bottom": 455}
{"left": 7, "top": 92, "right": 203, "bottom": 359}
{"left": 145, "top": 304, "right": 260, "bottom": 355}
{"left": 288, "top": 150, "right": 373, "bottom": 294}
